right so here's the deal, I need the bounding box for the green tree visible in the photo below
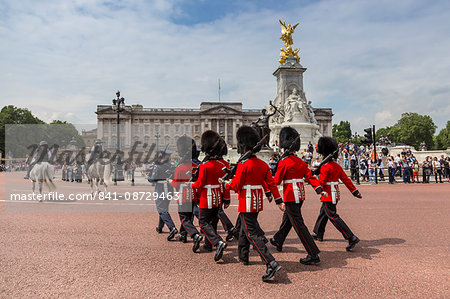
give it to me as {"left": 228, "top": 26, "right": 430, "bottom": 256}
{"left": 332, "top": 120, "right": 352, "bottom": 143}
{"left": 375, "top": 126, "right": 392, "bottom": 141}
{"left": 0, "top": 106, "right": 44, "bottom": 156}
{"left": 389, "top": 113, "right": 437, "bottom": 150}
{"left": 435, "top": 121, "right": 450, "bottom": 150}
{"left": 48, "top": 120, "right": 85, "bottom": 148}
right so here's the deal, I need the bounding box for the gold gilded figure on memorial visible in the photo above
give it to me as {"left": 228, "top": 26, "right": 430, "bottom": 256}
{"left": 279, "top": 20, "right": 300, "bottom": 64}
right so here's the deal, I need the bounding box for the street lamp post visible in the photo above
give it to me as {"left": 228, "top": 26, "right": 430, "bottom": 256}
{"left": 155, "top": 132, "right": 160, "bottom": 151}
{"left": 112, "top": 90, "right": 125, "bottom": 185}
{"left": 352, "top": 133, "right": 360, "bottom": 185}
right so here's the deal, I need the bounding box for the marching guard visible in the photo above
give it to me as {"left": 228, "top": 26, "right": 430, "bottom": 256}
{"left": 192, "top": 131, "right": 229, "bottom": 261}
{"left": 220, "top": 126, "right": 282, "bottom": 282}
{"left": 270, "top": 127, "right": 325, "bottom": 264}
{"left": 147, "top": 149, "right": 177, "bottom": 240}
{"left": 217, "top": 139, "right": 239, "bottom": 243}
{"left": 170, "top": 136, "right": 203, "bottom": 251}
{"left": 311, "top": 137, "right": 363, "bottom": 251}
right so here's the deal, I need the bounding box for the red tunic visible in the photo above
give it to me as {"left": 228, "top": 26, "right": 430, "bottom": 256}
{"left": 318, "top": 161, "right": 356, "bottom": 203}
{"left": 171, "top": 162, "right": 197, "bottom": 204}
{"left": 192, "top": 159, "right": 231, "bottom": 209}
{"left": 225, "top": 156, "right": 281, "bottom": 213}
{"left": 273, "top": 154, "right": 322, "bottom": 203}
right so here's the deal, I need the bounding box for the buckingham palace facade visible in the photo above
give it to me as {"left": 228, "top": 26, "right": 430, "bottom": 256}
{"left": 96, "top": 102, "right": 332, "bottom": 152}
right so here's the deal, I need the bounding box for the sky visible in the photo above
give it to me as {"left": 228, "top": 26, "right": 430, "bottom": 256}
{"left": 0, "top": 0, "right": 449, "bottom": 135}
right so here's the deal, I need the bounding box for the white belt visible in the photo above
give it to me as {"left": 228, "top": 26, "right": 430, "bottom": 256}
{"left": 326, "top": 182, "right": 339, "bottom": 204}
{"left": 205, "top": 184, "right": 220, "bottom": 209}
{"left": 243, "top": 185, "right": 263, "bottom": 212}
{"left": 283, "top": 179, "right": 304, "bottom": 203}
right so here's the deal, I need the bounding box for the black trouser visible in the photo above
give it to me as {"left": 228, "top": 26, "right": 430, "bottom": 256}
{"left": 199, "top": 207, "right": 222, "bottom": 247}
{"left": 350, "top": 165, "right": 357, "bottom": 180}
{"left": 179, "top": 204, "right": 199, "bottom": 238}
{"left": 388, "top": 167, "right": 395, "bottom": 183}
{"left": 272, "top": 201, "right": 320, "bottom": 255}
{"left": 313, "top": 202, "right": 355, "bottom": 240}
{"left": 235, "top": 213, "right": 265, "bottom": 238}
{"left": 435, "top": 170, "right": 443, "bottom": 183}
{"left": 217, "top": 206, "right": 234, "bottom": 231}
{"left": 238, "top": 212, "right": 275, "bottom": 264}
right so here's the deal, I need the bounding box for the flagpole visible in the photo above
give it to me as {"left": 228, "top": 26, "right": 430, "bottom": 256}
{"left": 218, "top": 78, "right": 221, "bottom": 103}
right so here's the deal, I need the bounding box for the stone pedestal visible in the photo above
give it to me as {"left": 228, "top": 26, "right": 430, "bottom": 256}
{"left": 270, "top": 122, "right": 321, "bottom": 150}
{"left": 268, "top": 56, "right": 321, "bottom": 149}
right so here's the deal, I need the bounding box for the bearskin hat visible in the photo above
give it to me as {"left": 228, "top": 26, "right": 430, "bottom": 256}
{"left": 201, "top": 130, "right": 223, "bottom": 156}
{"left": 218, "top": 137, "right": 228, "bottom": 157}
{"left": 236, "top": 126, "right": 261, "bottom": 154}
{"left": 176, "top": 136, "right": 199, "bottom": 161}
{"left": 317, "top": 136, "right": 339, "bottom": 159}
{"left": 279, "top": 126, "right": 300, "bottom": 151}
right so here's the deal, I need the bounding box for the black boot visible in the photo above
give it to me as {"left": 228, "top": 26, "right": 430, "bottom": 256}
{"left": 155, "top": 226, "right": 162, "bottom": 234}
{"left": 192, "top": 234, "right": 203, "bottom": 253}
{"left": 311, "top": 233, "right": 323, "bottom": 242}
{"left": 178, "top": 232, "right": 187, "bottom": 243}
{"left": 214, "top": 241, "right": 227, "bottom": 262}
{"left": 300, "top": 254, "right": 320, "bottom": 265}
{"left": 167, "top": 227, "right": 178, "bottom": 241}
{"left": 269, "top": 237, "right": 283, "bottom": 252}
{"left": 346, "top": 235, "right": 360, "bottom": 251}
{"left": 226, "top": 227, "right": 237, "bottom": 242}
{"left": 262, "top": 260, "right": 281, "bottom": 282}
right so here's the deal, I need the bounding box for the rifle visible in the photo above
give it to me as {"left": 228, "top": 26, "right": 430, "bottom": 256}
{"left": 271, "top": 135, "right": 300, "bottom": 176}
{"left": 222, "top": 134, "right": 268, "bottom": 181}
{"left": 312, "top": 148, "right": 339, "bottom": 176}
{"left": 187, "top": 154, "right": 209, "bottom": 183}
{"left": 187, "top": 138, "right": 223, "bottom": 183}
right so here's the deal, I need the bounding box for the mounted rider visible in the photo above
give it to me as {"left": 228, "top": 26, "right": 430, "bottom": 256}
{"left": 86, "top": 139, "right": 104, "bottom": 170}
{"left": 24, "top": 140, "right": 51, "bottom": 179}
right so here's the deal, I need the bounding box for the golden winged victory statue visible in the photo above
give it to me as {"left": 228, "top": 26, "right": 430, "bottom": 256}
{"left": 279, "top": 20, "right": 300, "bottom": 64}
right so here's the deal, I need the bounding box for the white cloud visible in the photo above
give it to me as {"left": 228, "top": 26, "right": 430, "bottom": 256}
{"left": 375, "top": 111, "right": 394, "bottom": 127}
{"left": 0, "top": 0, "right": 449, "bottom": 134}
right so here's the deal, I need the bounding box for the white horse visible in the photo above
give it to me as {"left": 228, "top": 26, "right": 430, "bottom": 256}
{"left": 86, "top": 161, "right": 111, "bottom": 195}
{"left": 29, "top": 162, "right": 56, "bottom": 195}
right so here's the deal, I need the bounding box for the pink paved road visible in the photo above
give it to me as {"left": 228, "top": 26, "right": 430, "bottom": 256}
{"left": 0, "top": 172, "right": 449, "bottom": 298}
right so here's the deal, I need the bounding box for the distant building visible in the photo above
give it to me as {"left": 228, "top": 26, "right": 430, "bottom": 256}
{"left": 95, "top": 102, "right": 332, "bottom": 152}
{"left": 81, "top": 128, "right": 97, "bottom": 149}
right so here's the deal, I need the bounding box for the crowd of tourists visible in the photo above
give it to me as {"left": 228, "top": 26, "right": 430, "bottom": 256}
{"left": 340, "top": 143, "right": 449, "bottom": 184}
{"left": 270, "top": 142, "right": 449, "bottom": 184}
